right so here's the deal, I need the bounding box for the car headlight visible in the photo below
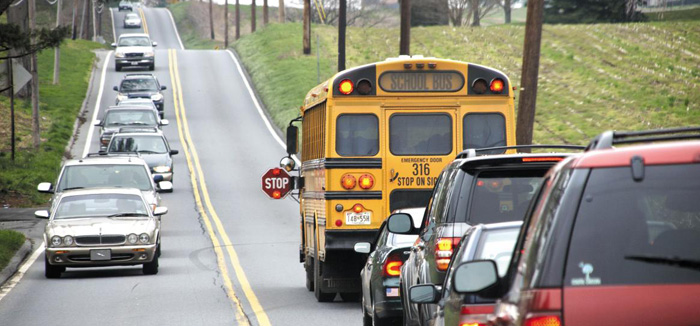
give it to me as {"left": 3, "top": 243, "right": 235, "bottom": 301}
{"left": 115, "top": 52, "right": 125, "bottom": 58}
{"left": 138, "top": 233, "right": 150, "bottom": 244}
{"left": 127, "top": 233, "right": 138, "bottom": 244}
{"left": 153, "top": 166, "right": 171, "bottom": 173}
{"left": 150, "top": 93, "right": 163, "bottom": 101}
{"left": 63, "top": 235, "right": 74, "bottom": 246}
{"left": 51, "top": 236, "right": 62, "bottom": 247}
{"left": 144, "top": 51, "right": 155, "bottom": 57}
{"left": 116, "top": 94, "right": 128, "bottom": 101}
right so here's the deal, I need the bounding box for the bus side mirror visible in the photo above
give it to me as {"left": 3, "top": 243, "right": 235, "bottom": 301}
{"left": 286, "top": 125, "right": 298, "bottom": 155}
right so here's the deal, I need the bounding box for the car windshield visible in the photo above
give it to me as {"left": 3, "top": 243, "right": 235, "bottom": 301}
{"left": 109, "top": 135, "right": 167, "bottom": 154}
{"left": 118, "top": 36, "right": 150, "bottom": 47}
{"left": 57, "top": 164, "right": 153, "bottom": 191}
{"left": 104, "top": 110, "right": 157, "bottom": 127}
{"left": 120, "top": 78, "right": 158, "bottom": 92}
{"left": 464, "top": 169, "right": 546, "bottom": 224}
{"left": 55, "top": 194, "right": 148, "bottom": 220}
{"left": 473, "top": 227, "right": 520, "bottom": 276}
{"left": 565, "top": 164, "right": 700, "bottom": 286}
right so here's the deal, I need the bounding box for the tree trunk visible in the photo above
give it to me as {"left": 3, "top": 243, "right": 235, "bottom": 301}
{"left": 7, "top": 0, "right": 32, "bottom": 97}
{"left": 263, "top": 0, "right": 268, "bottom": 25}
{"left": 399, "top": 0, "right": 411, "bottom": 55}
{"left": 225, "top": 0, "right": 229, "bottom": 47}
{"left": 251, "top": 0, "right": 256, "bottom": 32}
{"left": 471, "top": 0, "right": 480, "bottom": 26}
{"left": 80, "top": 0, "right": 88, "bottom": 39}
{"left": 278, "top": 0, "right": 285, "bottom": 22}
{"left": 303, "top": 0, "right": 310, "bottom": 54}
{"left": 515, "top": 0, "right": 544, "bottom": 147}
{"left": 235, "top": 0, "right": 240, "bottom": 40}
{"left": 53, "top": 0, "right": 62, "bottom": 85}
{"left": 338, "top": 0, "right": 346, "bottom": 71}
{"left": 71, "top": 0, "right": 78, "bottom": 39}
{"left": 210, "top": 0, "right": 215, "bottom": 39}
{"left": 504, "top": 0, "right": 511, "bottom": 23}
{"left": 29, "top": 0, "right": 41, "bottom": 149}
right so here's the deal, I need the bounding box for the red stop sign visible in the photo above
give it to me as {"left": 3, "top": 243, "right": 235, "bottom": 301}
{"left": 261, "top": 168, "right": 292, "bottom": 199}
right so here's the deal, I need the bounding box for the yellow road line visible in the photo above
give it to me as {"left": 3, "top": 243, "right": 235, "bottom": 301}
{"left": 139, "top": 7, "right": 149, "bottom": 35}
{"left": 170, "top": 49, "right": 272, "bottom": 326}
{"left": 168, "top": 49, "right": 249, "bottom": 326}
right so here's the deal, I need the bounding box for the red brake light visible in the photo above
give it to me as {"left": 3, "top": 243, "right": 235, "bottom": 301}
{"left": 341, "top": 174, "right": 356, "bottom": 189}
{"left": 524, "top": 316, "right": 562, "bottom": 326}
{"left": 338, "top": 79, "right": 354, "bottom": 95}
{"left": 335, "top": 219, "right": 343, "bottom": 227}
{"left": 383, "top": 252, "right": 403, "bottom": 276}
{"left": 435, "top": 237, "right": 461, "bottom": 271}
{"left": 358, "top": 174, "right": 374, "bottom": 189}
{"left": 522, "top": 157, "right": 564, "bottom": 162}
{"left": 490, "top": 79, "right": 504, "bottom": 93}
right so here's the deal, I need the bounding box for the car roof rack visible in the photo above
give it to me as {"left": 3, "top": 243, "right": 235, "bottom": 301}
{"left": 124, "top": 73, "right": 154, "bottom": 77}
{"left": 586, "top": 126, "right": 700, "bottom": 151}
{"left": 456, "top": 144, "right": 586, "bottom": 159}
{"left": 85, "top": 151, "right": 141, "bottom": 158}
{"left": 117, "top": 127, "right": 159, "bottom": 133}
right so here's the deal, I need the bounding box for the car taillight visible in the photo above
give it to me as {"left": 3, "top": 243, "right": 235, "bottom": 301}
{"left": 383, "top": 252, "right": 403, "bottom": 277}
{"left": 524, "top": 315, "right": 562, "bottom": 326}
{"left": 459, "top": 305, "right": 492, "bottom": 326}
{"left": 435, "top": 237, "right": 460, "bottom": 271}
{"left": 341, "top": 174, "right": 356, "bottom": 189}
{"left": 358, "top": 174, "right": 374, "bottom": 189}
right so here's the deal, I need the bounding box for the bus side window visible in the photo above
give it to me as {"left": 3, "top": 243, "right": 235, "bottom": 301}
{"left": 463, "top": 113, "right": 506, "bottom": 153}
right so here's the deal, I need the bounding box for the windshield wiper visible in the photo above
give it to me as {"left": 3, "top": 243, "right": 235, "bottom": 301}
{"left": 625, "top": 254, "right": 700, "bottom": 271}
{"left": 61, "top": 186, "right": 85, "bottom": 191}
{"left": 137, "top": 150, "right": 162, "bottom": 154}
{"left": 126, "top": 122, "right": 148, "bottom": 125}
{"left": 108, "top": 213, "right": 149, "bottom": 217}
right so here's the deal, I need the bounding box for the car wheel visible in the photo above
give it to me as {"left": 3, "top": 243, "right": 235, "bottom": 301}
{"left": 143, "top": 252, "right": 159, "bottom": 275}
{"left": 44, "top": 256, "right": 64, "bottom": 279}
{"left": 115, "top": 64, "right": 121, "bottom": 72}
{"left": 339, "top": 292, "right": 361, "bottom": 302}
{"left": 373, "top": 302, "right": 394, "bottom": 326}
{"left": 305, "top": 255, "right": 314, "bottom": 291}
{"left": 313, "top": 253, "right": 335, "bottom": 302}
{"left": 148, "top": 64, "right": 155, "bottom": 71}
{"left": 362, "top": 294, "right": 372, "bottom": 326}
{"left": 156, "top": 243, "right": 161, "bottom": 257}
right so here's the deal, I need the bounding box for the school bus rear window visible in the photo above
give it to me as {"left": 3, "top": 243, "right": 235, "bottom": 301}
{"left": 336, "top": 114, "right": 379, "bottom": 156}
{"left": 463, "top": 113, "right": 506, "bottom": 154}
{"left": 390, "top": 114, "right": 452, "bottom": 155}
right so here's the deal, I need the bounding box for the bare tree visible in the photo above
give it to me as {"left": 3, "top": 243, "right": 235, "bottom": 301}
{"left": 448, "top": 0, "right": 468, "bottom": 26}
{"left": 449, "top": 0, "right": 499, "bottom": 26}
{"left": 263, "top": 0, "right": 268, "bottom": 25}
{"left": 278, "top": 0, "right": 285, "bottom": 22}
{"left": 312, "top": 0, "right": 394, "bottom": 27}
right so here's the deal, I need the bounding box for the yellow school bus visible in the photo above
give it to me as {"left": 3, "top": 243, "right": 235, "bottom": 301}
{"left": 282, "top": 56, "right": 515, "bottom": 301}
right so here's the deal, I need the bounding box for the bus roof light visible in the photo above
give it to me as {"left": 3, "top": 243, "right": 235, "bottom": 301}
{"left": 490, "top": 78, "right": 505, "bottom": 93}
{"left": 404, "top": 63, "right": 412, "bottom": 69}
{"left": 428, "top": 62, "right": 437, "bottom": 69}
{"left": 472, "top": 78, "right": 487, "bottom": 94}
{"left": 357, "top": 79, "right": 372, "bottom": 95}
{"left": 416, "top": 63, "right": 425, "bottom": 69}
{"left": 339, "top": 79, "right": 354, "bottom": 95}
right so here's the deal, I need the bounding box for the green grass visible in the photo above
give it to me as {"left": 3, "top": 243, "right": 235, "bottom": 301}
{"left": 0, "top": 39, "right": 103, "bottom": 206}
{"left": 0, "top": 230, "right": 26, "bottom": 272}
{"left": 230, "top": 21, "right": 700, "bottom": 145}
{"left": 645, "top": 7, "right": 700, "bottom": 21}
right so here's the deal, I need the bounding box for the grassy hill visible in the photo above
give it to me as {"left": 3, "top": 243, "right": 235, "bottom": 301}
{"left": 232, "top": 21, "right": 700, "bottom": 145}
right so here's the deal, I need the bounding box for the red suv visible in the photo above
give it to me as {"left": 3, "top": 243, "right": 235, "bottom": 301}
{"left": 453, "top": 127, "right": 700, "bottom": 326}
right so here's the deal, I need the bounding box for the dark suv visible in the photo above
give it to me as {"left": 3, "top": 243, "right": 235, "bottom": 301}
{"left": 387, "top": 145, "right": 583, "bottom": 326}
{"left": 456, "top": 127, "right": 700, "bottom": 326}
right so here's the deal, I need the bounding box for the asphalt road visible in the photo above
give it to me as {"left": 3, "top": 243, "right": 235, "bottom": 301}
{"left": 0, "top": 7, "right": 359, "bottom": 326}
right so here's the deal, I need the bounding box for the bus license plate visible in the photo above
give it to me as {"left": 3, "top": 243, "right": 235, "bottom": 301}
{"left": 345, "top": 211, "right": 371, "bottom": 225}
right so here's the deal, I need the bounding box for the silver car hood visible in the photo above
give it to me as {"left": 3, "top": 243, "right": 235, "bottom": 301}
{"left": 116, "top": 46, "right": 153, "bottom": 54}
{"left": 47, "top": 217, "right": 156, "bottom": 237}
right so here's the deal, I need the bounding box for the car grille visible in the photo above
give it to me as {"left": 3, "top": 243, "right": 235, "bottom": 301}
{"left": 69, "top": 254, "right": 133, "bottom": 261}
{"left": 125, "top": 53, "right": 143, "bottom": 58}
{"left": 75, "top": 235, "right": 126, "bottom": 246}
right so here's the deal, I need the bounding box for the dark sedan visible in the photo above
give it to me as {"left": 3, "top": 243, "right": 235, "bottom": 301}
{"left": 356, "top": 207, "right": 424, "bottom": 326}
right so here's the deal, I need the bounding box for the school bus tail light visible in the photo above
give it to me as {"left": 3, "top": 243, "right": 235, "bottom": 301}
{"left": 353, "top": 203, "right": 365, "bottom": 213}
{"left": 356, "top": 79, "right": 372, "bottom": 95}
{"left": 490, "top": 78, "right": 505, "bottom": 93}
{"left": 341, "top": 174, "right": 357, "bottom": 189}
{"left": 339, "top": 79, "right": 354, "bottom": 95}
{"left": 472, "top": 78, "right": 488, "bottom": 94}
{"left": 358, "top": 174, "right": 374, "bottom": 189}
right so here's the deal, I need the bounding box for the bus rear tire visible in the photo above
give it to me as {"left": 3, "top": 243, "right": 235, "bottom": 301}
{"left": 305, "top": 256, "right": 314, "bottom": 291}
{"left": 314, "top": 256, "right": 335, "bottom": 302}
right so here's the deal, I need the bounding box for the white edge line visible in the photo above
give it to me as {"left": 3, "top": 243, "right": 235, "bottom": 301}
{"left": 110, "top": 8, "right": 116, "bottom": 44}
{"left": 165, "top": 9, "right": 185, "bottom": 50}
{"left": 82, "top": 51, "right": 113, "bottom": 158}
{"left": 225, "top": 49, "right": 300, "bottom": 166}
{"left": 0, "top": 244, "right": 45, "bottom": 303}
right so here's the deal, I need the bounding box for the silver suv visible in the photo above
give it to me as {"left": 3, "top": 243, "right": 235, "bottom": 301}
{"left": 112, "top": 33, "right": 157, "bottom": 71}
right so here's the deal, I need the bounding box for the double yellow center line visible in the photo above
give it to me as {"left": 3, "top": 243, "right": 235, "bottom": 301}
{"left": 168, "top": 49, "right": 271, "bottom": 326}
{"left": 138, "top": 7, "right": 149, "bottom": 34}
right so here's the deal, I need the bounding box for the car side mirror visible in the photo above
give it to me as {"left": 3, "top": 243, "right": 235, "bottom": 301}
{"left": 152, "top": 41, "right": 158, "bottom": 47}
{"left": 286, "top": 125, "right": 298, "bottom": 155}
{"left": 34, "top": 210, "right": 50, "bottom": 219}
{"left": 354, "top": 242, "right": 371, "bottom": 254}
{"left": 409, "top": 284, "right": 440, "bottom": 304}
{"left": 386, "top": 213, "right": 417, "bottom": 234}
{"left": 453, "top": 260, "right": 500, "bottom": 295}
{"left": 158, "top": 181, "right": 173, "bottom": 193}
{"left": 160, "top": 119, "right": 169, "bottom": 126}
{"left": 153, "top": 206, "right": 168, "bottom": 216}
{"left": 110, "top": 43, "right": 117, "bottom": 47}
{"left": 169, "top": 149, "right": 179, "bottom": 156}
{"left": 113, "top": 86, "right": 119, "bottom": 91}
{"left": 37, "top": 182, "right": 54, "bottom": 193}
{"left": 161, "top": 85, "right": 167, "bottom": 90}
{"left": 94, "top": 119, "right": 102, "bottom": 126}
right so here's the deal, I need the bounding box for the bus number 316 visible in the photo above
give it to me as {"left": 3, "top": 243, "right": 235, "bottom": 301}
{"left": 412, "top": 163, "right": 430, "bottom": 176}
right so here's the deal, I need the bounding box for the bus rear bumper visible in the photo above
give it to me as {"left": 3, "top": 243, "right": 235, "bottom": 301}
{"left": 326, "top": 229, "right": 378, "bottom": 250}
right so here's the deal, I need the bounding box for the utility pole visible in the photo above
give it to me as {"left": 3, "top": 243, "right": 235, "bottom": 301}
{"left": 303, "top": 0, "right": 310, "bottom": 54}
{"left": 278, "top": 0, "right": 285, "bottom": 22}
{"left": 29, "top": 0, "right": 40, "bottom": 149}
{"left": 91, "top": 0, "right": 97, "bottom": 41}
{"left": 225, "top": 0, "right": 229, "bottom": 47}
{"left": 53, "top": 0, "right": 62, "bottom": 84}
{"left": 7, "top": 60, "right": 16, "bottom": 160}
{"left": 235, "top": 0, "right": 240, "bottom": 40}
{"left": 338, "top": 0, "right": 346, "bottom": 71}
{"left": 515, "top": 0, "right": 544, "bottom": 146}
{"left": 263, "top": 0, "right": 268, "bottom": 25}
{"left": 251, "top": 0, "right": 256, "bottom": 32}
{"left": 210, "top": 0, "right": 215, "bottom": 39}
{"left": 399, "top": 0, "right": 410, "bottom": 55}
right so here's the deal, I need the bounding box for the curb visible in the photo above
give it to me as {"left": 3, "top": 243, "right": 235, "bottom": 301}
{"left": 0, "top": 239, "right": 32, "bottom": 287}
